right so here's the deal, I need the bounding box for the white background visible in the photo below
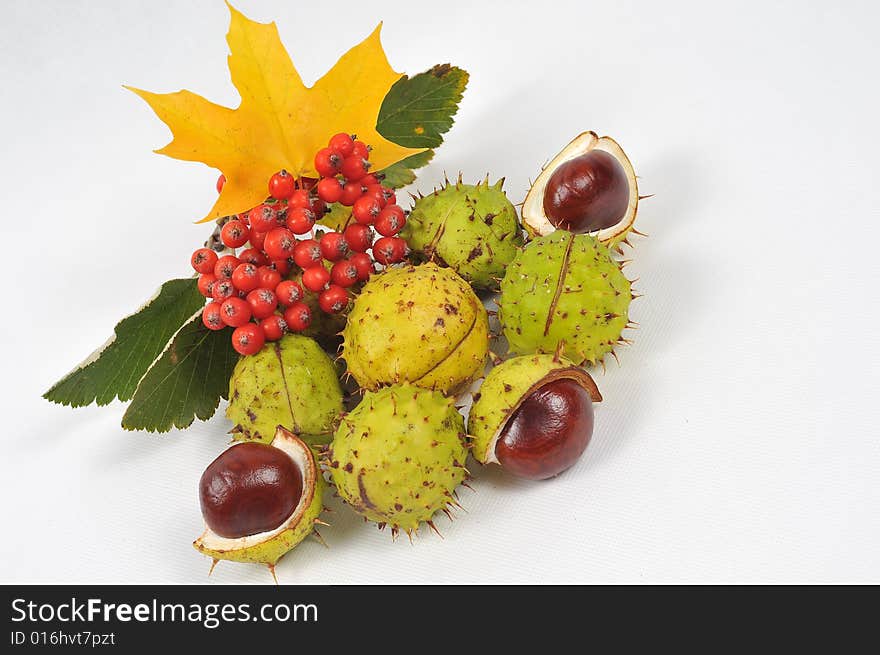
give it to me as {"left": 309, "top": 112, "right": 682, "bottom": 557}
{"left": 1, "top": 0, "right": 878, "bottom": 584}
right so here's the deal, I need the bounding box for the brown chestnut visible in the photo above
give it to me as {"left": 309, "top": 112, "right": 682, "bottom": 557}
{"left": 542, "top": 149, "right": 630, "bottom": 234}
{"left": 199, "top": 442, "right": 302, "bottom": 538}
{"left": 493, "top": 378, "right": 594, "bottom": 480}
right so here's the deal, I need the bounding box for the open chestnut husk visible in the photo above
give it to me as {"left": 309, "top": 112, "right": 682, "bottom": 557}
{"left": 521, "top": 131, "right": 639, "bottom": 249}
{"left": 468, "top": 354, "right": 602, "bottom": 480}
{"left": 193, "top": 427, "right": 325, "bottom": 572}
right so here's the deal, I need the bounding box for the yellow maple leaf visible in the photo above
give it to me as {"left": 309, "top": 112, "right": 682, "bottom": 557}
{"left": 126, "top": 2, "right": 423, "bottom": 222}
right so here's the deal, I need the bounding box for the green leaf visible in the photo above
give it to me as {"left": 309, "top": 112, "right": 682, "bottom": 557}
{"left": 122, "top": 314, "right": 239, "bottom": 433}
{"left": 377, "top": 64, "right": 468, "bottom": 148}
{"left": 378, "top": 150, "right": 435, "bottom": 189}
{"left": 317, "top": 201, "right": 352, "bottom": 232}
{"left": 43, "top": 278, "right": 205, "bottom": 408}
{"left": 376, "top": 64, "right": 468, "bottom": 188}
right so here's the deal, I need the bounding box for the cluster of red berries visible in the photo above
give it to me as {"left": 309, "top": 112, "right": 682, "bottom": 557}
{"left": 193, "top": 133, "right": 409, "bottom": 356}
{"left": 311, "top": 132, "right": 409, "bottom": 263}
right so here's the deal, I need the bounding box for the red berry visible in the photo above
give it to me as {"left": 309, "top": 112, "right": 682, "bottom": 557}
{"left": 202, "top": 302, "right": 224, "bottom": 330}
{"left": 249, "top": 204, "right": 278, "bottom": 232}
{"left": 263, "top": 227, "right": 296, "bottom": 260}
{"left": 275, "top": 279, "right": 304, "bottom": 306}
{"left": 340, "top": 156, "right": 370, "bottom": 181}
{"left": 198, "top": 273, "right": 218, "bottom": 297}
{"left": 268, "top": 170, "right": 295, "bottom": 200}
{"left": 343, "top": 223, "right": 373, "bottom": 252}
{"left": 328, "top": 133, "right": 355, "bottom": 157}
{"left": 231, "top": 263, "right": 259, "bottom": 293}
{"left": 256, "top": 266, "right": 282, "bottom": 290}
{"left": 191, "top": 248, "right": 218, "bottom": 274}
{"left": 339, "top": 181, "right": 364, "bottom": 206}
{"left": 362, "top": 185, "right": 387, "bottom": 209}
{"left": 293, "top": 239, "right": 322, "bottom": 268}
{"left": 286, "top": 207, "right": 316, "bottom": 235}
{"left": 231, "top": 323, "right": 265, "bottom": 356}
{"left": 216, "top": 174, "right": 226, "bottom": 193}
{"left": 314, "top": 147, "right": 343, "bottom": 178}
{"left": 220, "top": 219, "right": 249, "bottom": 248}
{"left": 248, "top": 226, "right": 267, "bottom": 250}
{"left": 302, "top": 265, "right": 331, "bottom": 292}
{"left": 372, "top": 236, "right": 408, "bottom": 265}
{"left": 360, "top": 174, "right": 379, "bottom": 187}
{"left": 353, "top": 196, "right": 382, "bottom": 225}
{"left": 375, "top": 205, "right": 406, "bottom": 236}
{"left": 239, "top": 247, "right": 267, "bottom": 266}
{"left": 319, "top": 284, "right": 350, "bottom": 314}
{"left": 212, "top": 278, "right": 235, "bottom": 302}
{"left": 365, "top": 184, "right": 396, "bottom": 206}
{"left": 349, "top": 252, "right": 373, "bottom": 281}
{"left": 283, "top": 302, "right": 312, "bottom": 332}
{"left": 352, "top": 140, "right": 370, "bottom": 159}
{"left": 319, "top": 232, "right": 350, "bottom": 262}
{"left": 214, "top": 255, "right": 240, "bottom": 279}
{"left": 316, "top": 177, "right": 343, "bottom": 203}
{"left": 246, "top": 288, "right": 278, "bottom": 319}
{"left": 220, "top": 297, "right": 252, "bottom": 327}
{"left": 287, "top": 189, "right": 310, "bottom": 209}
{"left": 331, "top": 260, "right": 359, "bottom": 288}
{"left": 260, "top": 315, "right": 287, "bottom": 341}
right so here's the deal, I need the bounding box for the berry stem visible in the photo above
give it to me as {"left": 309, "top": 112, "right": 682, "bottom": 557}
{"left": 340, "top": 208, "right": 355, "bottom": 232}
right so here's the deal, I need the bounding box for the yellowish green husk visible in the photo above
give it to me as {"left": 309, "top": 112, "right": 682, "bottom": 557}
{"left": 342, "top": 262, "right": 489, "bottom": 395}
{"left": 193, "top": 427, "right": 324, "bottom": 566}
{"left": 226, "top": 334, "right": 343, "bottom": 445}
{"left": 327, "top": 383, "right": 467, "bottom": 534}
{"left": 499, "top": 232, "right": 631, "bottom": 366}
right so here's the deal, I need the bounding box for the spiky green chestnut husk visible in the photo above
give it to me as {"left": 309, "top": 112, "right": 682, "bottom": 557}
{"left": 327, "top": 384, "right": 467, "bottom": 536}
{"left": 342, "top": 262, "right": 489, "bottom": 395}
{"left": 226, "top": 334, "right": 343, "bottom": 445}
{"left": 194, "top": 428, "right": 325, "bottom": 568}
{"left": 403, "top": 177, "right": 524, "bottom": 289}
{"left": 468, "top": 354, "right": 601, "bottom": 464}
{"left": 499, "top": 232, "right": 632, "bottom": 366}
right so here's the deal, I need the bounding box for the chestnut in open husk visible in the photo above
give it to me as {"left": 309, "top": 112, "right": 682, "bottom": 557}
{"left": 193, "top": 427, "right": 325, "bottom": 573}
{"left": 522, "top": 131, "right": 639, "bottom": 250}
{"left": 494, "top": 378, "right": 595, "bottom": 480}
{"left": 468, "top": 354, "right": 601, "bottom": 480}
{"left": 200, "top": 441, "right": 303, "bottom": 539}
{"left": 542, "top": 150, "right": 629, "bottom": 233}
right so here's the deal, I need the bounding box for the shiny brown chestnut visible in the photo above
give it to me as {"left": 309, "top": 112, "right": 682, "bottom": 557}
{"left": 493, "top": 378, "right": 595, "bottom": 480}
{"left": 199, "top": 442, "right": 303, "bottom": 538}
{"left": 542, "top": 149, "right": 630, "bottom": 234}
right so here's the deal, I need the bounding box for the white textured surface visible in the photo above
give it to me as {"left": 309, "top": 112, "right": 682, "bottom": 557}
{"left": 2, "top": 0, "right": 879, "bottom": 584}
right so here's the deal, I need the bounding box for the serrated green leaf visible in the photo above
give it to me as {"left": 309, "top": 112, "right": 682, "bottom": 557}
{"left": 122, "top": 314, "right": 239, "bottom": 433}
{"left": 375, "top": 64, "right": 468, "bottom": 188}
{"left": 43, "top": 278, "right": 205, "bottom": 408}
{"left": 377, "top": 64, "right": 468, "bottom": 147}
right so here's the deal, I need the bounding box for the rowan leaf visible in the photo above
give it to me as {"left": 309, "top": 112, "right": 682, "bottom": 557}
{"left": 127, "top": 3, "right": 424, "bottom": 222}
{"left": 43, "top": 278, "right": 205, "bottom": 408}
{"left": 122, "top": 314, "right": 240, "bottom": 433}
{"left": 375, "top": 64, "right": 468, "bottom": 188}
{"left": 377, "top": 64, "right": 468, "bottom": 148}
